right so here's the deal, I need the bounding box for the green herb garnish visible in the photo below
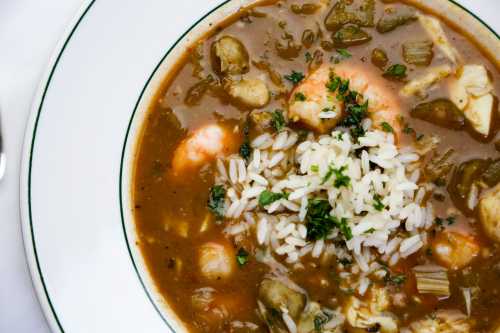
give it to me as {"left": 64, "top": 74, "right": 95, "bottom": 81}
{"left": 294, "top": 92, "right": 307, "bottom": 101}
{"left": 373, "top": 194, "right": 385, "bottom": 211}
{"left": 239, "top": 141, "right": 251, "bottom": 161}
{"left": 326, "top": 73, "right": 341, "bottom": 92}
{"left": 208, "top": 185, "right": 226, "bottom": 219}
{"left": 271, "top": 109, "right": 286, "bottom": 132}
{"left": 383, "top": 64, "right": 407, "bottom": 79}
{"left": 236, "top": 248, "right": 249, "bottom": 266}
{"left": 285, "top": 70, "right": 305, "bottom": 84}
{"left": 322, "top": 165, "right": 350, "bottom": 188}
{"left": 258, "top": 190, "right": 286, "bottom": 207}
{"left": 310, "top": 165, "right": 319, "bottom": 172}
{"left": 305, "top": 199, "right": 352, "bottom": 240}
{"left": 336, "top": 48, "right": 352, "bottom": 58}
{"left": 381, "top": 121, "right": 394, "bottom": 133}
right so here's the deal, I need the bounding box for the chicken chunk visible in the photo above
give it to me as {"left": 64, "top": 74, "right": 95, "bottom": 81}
{"left": 432, "top": 230, "right": 479, "bottom": 270}
{"left": 198, "top": 241, "right": 235, "bottom": 280}
{"left": 344, "top": 290, "right": 398, "bottom": 333}
{"left": 226, "top": 78, "right": 270, "bottom": 109}
{"left": 479, "top": 183, "right": 500, "bottom": 243}
{"left": 449, "top": 64, "right": 495, "bottom": 136}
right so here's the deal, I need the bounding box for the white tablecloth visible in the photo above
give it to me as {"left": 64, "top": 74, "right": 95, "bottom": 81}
{"left": 0, "top": 0, "right": 497, "bottom": 332}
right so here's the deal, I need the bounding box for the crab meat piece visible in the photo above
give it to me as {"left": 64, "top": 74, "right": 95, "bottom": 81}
{"left": 417, "top": 14, "right": 461, "bottom": 64}
{"left": 401, "top": 64, "right": 452, "bottom": 97}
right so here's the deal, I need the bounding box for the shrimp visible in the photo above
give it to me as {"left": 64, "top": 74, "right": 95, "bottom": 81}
{"left": 431, "top": 230, "right": 480, "bottom": 270}
{"left": 198, "top": 241, "right": 235, "bottom": 280}
{"left": 171, "top": 124, "right": 236, "bottom": 174}
{"left": 289, "top": 62, "right": 402, "bottom": 137}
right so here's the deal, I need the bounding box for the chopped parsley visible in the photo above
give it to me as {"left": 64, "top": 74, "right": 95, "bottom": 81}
{"left": 381, "top": 121, "right": 394, "bottom": 133}
{"left": 294, "top": 92, "right": 307, "bottom": 101}
{"left": 373, "top": 194, "right": 385, "bottom": 211}
{"left": 310, "top": 164, "right": 319, "bottom": 172}
{"left": 365, "top": 228, "right": 376, "bottom": 234}
{"left": 336, "top": 48, "right": 352, "bottom": 59}
{"left": 258, "top": 190, "right": 287, "bottom": 207}
{"left": 403, "top": 124, "right": 415, "bottom": 135}
{"left": 386, "top": 274, "right": 407, "bottom": 285}
{"left": 305, "top": 51, "right": 313, "bottom": 62}
{"left": 321, "top": 165, "right": 350, "bottom": 188}
{"left": 239, "top": 141, "right": 251, "bottom": 161}
{"left": 284, "top": 70, "right": 305, "bottom": 84}
{"left": 326, "top": 73, "right": 341, "bottom": 92}
{"left": 435, "top": 216, "right": 456, "bottom": 228}
{"left": 271, "top": 109, "right": 286, "bottom": 132}
{"left": 207, "top": 185, "right": 226, "bottom": 219}
{"left": 336, "top": 132, "right": 344, "bottom": 141}
{"left": 305, "top": 199, "right": 353, "bottom": 241}
{"left": 236, "top": 248, "right": 249, "bottom": 266}
{"left": 383, "top": 64, "right": 407, "bottom": 79}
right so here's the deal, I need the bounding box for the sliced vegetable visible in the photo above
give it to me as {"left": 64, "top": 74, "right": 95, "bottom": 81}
{"left": 383, "top": 64, "right": 407, "bottom": 80}
{"left": 211, "top": 36, "right": 249, "bottom": 75}
{"left": 371, "top": 48, "right": 388, "bottom": 69}
{"left": 258, "top": 279, "right": 306, "bottom": 319}
{"left": 290, "top": 3, "right": 320, "bottom": 15}
{"left": 184, "top": 76, "right": 215, "bottom": 106}
{"left": 411, "top": 99, "right": 464, "bottom": 130}
{"left": 423, "top": 149, "right": 454, "bottom": 183}
{"left": 449, "top": 159, "right": 490, "bottom": 202}
{"left": 324, "top": 0, "right": 375, "bottom": 32}
{"left": 301, "top": 29, "right": 316, "bottom": 48}
{"left": 482, "top": 159, "right": 500, "bottom": 187}
{"left": 413, "top": 264, "right": 450, "bottom": 297}
{"left": 333, "top": 25, "right": 372, "bottom": 47}
{"left": 376, "top": 7, "right": 417, "bottom": 33}
{"left": 403, "top": 40, "right": 434, "bottom": 66}
{"left": 275, "top": 39, "right": 302, "bottom": 60}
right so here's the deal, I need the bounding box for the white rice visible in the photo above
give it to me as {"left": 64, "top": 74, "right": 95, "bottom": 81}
{"left": 217, "top": 125, "right": 434, "bottom": 275}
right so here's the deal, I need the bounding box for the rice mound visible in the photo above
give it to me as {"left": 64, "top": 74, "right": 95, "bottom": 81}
{"left": 216, "top": 119, "right": 434, "bottom": 276}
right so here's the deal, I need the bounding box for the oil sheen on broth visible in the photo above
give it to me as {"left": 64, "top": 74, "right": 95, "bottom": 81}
{"left": 133, "top": 1, "right": 500, "bottom": 332}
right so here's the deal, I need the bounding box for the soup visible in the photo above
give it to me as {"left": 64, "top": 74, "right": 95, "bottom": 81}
{"left": 132, "top": 0, "right": 500, "bottom": 332}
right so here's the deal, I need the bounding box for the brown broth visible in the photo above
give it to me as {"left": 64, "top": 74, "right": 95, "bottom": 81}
{"left": 133, "top": 1, "right": 500, "bottom": 332}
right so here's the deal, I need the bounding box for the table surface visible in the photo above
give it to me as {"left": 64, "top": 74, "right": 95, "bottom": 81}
{"left": 0, "top": 0, "right": 497, "bottom": 332}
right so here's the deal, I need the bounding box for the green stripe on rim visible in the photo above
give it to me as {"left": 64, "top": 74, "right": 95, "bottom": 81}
{"left": 28, "top": 2, "right": 97, "bottom": 331}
